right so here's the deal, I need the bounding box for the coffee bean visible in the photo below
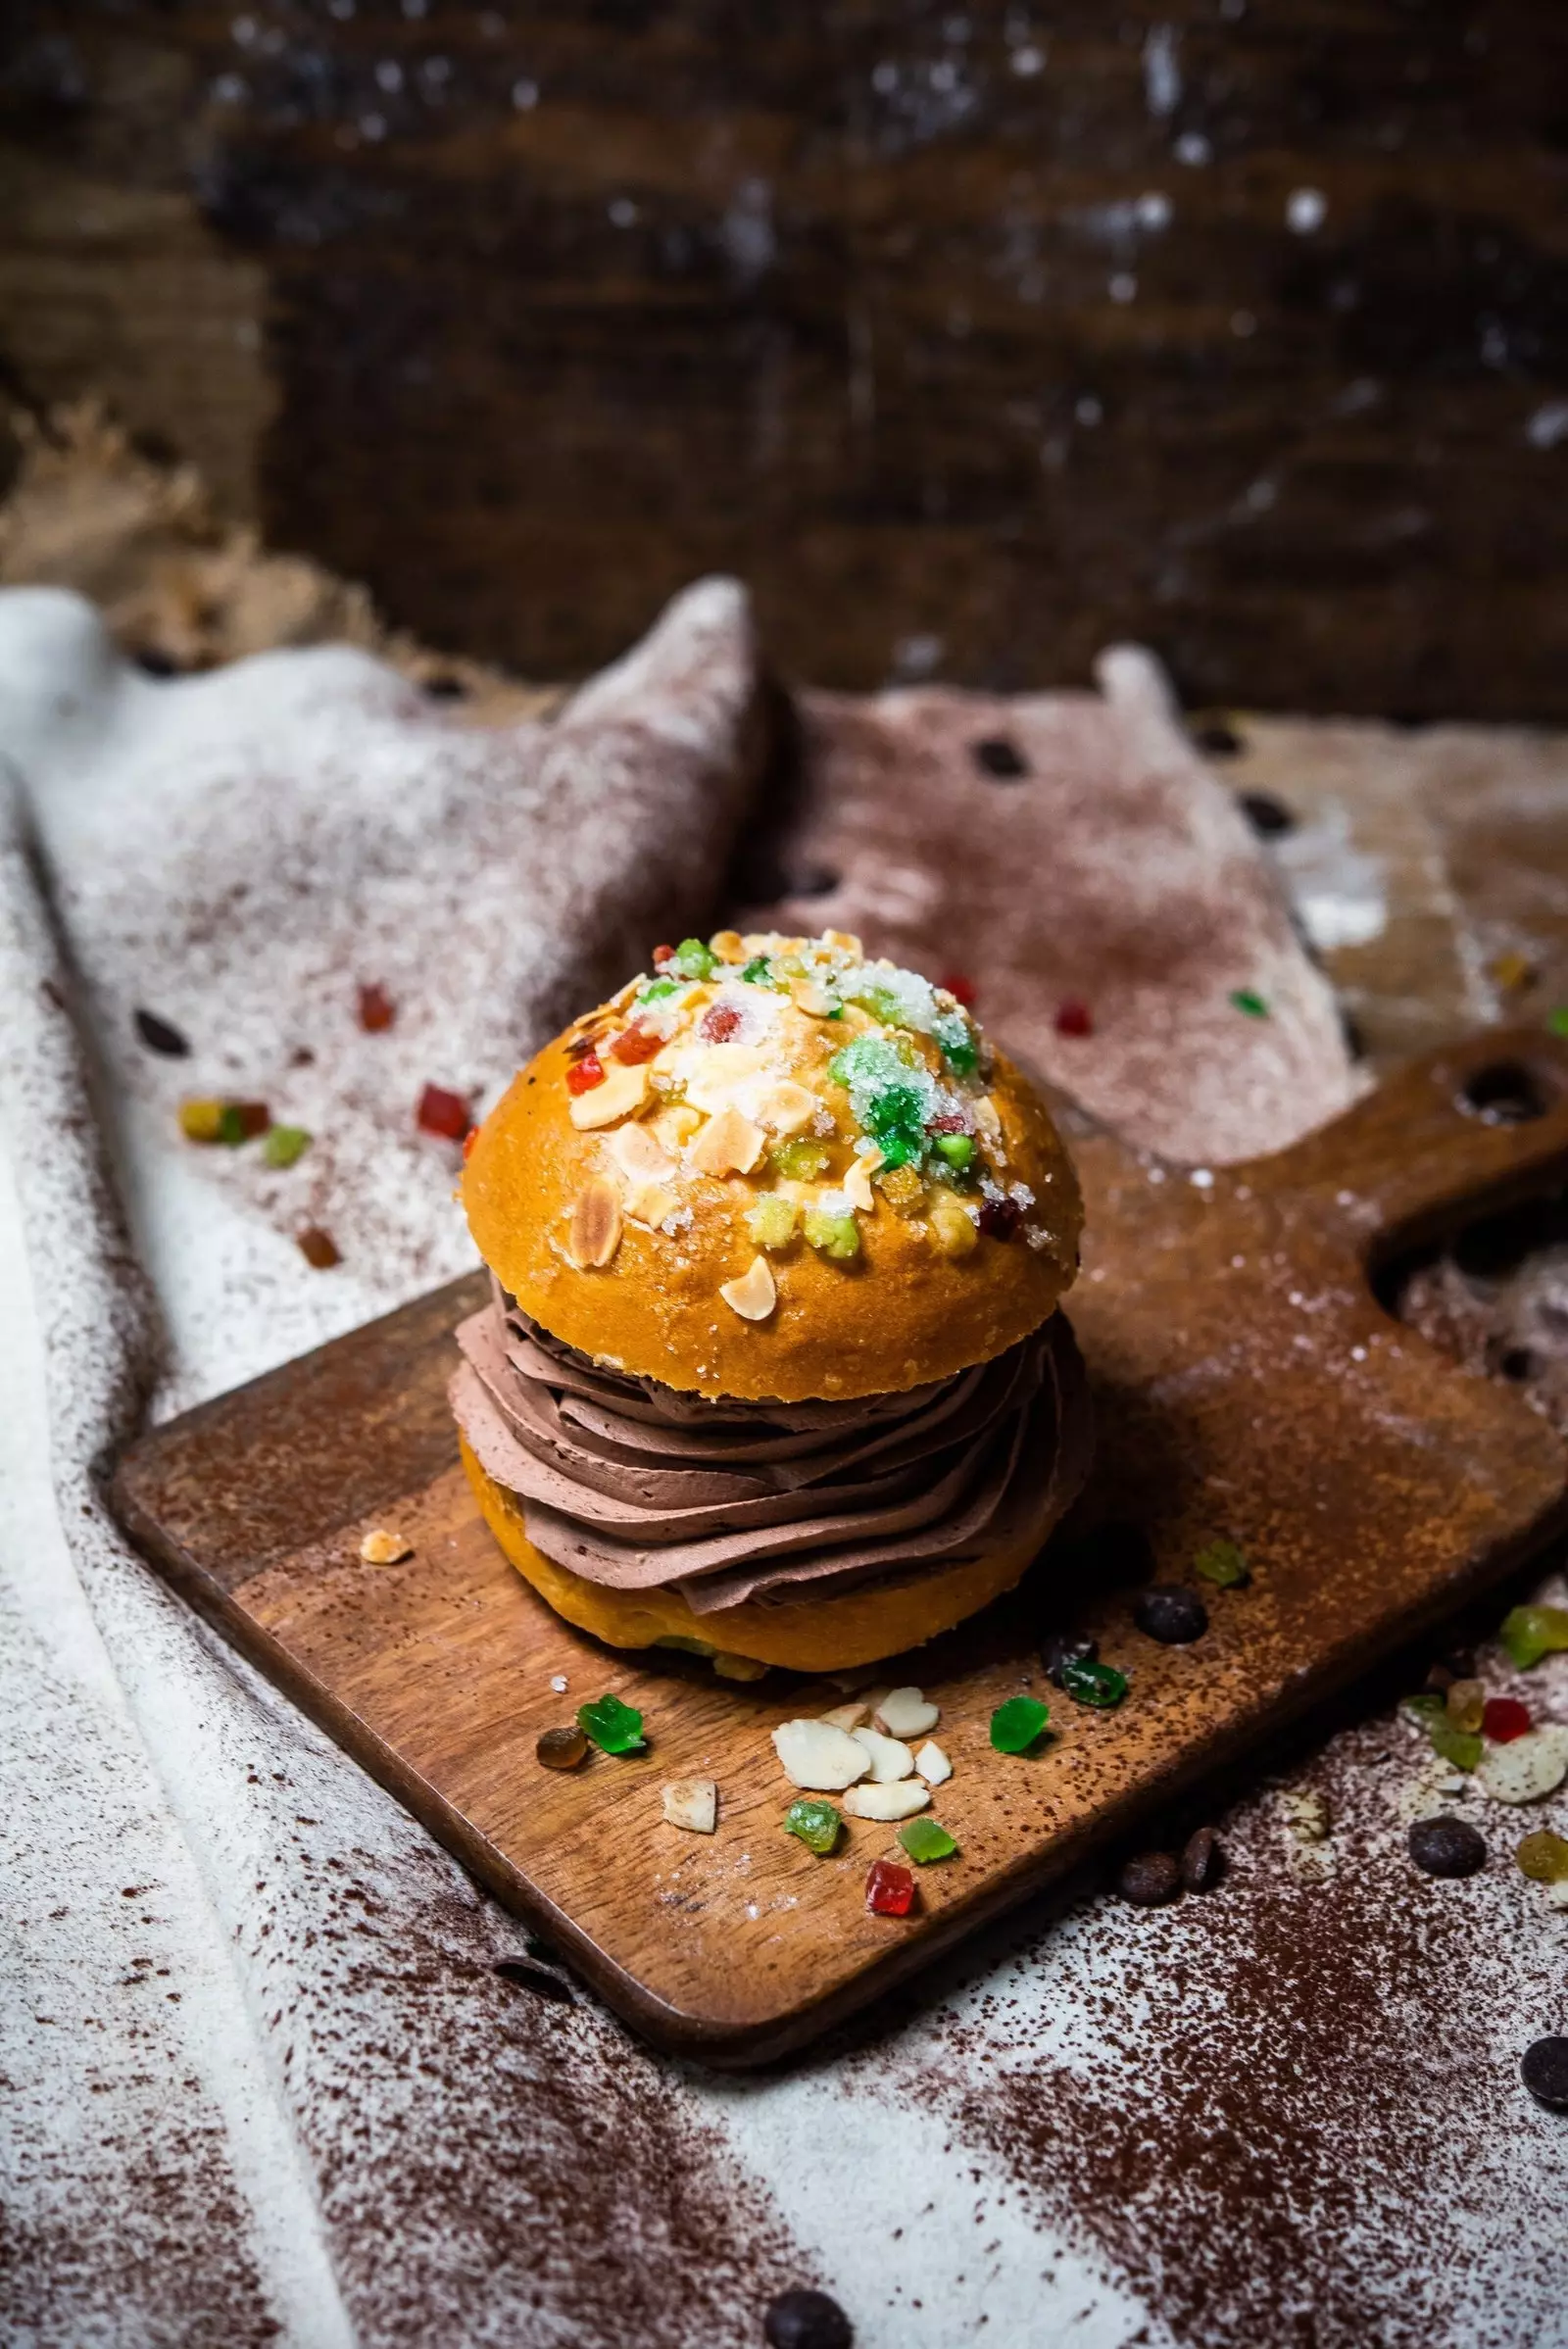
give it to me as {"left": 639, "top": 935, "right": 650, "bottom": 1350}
{"left": 1133, "top": 1586, "right": 1209, "bottom": 1644}
{"left": 971, "top": 734, "right": 1030, "bottom": 779}
{"left": 1407, "top": 1816, "right": 1487, "bottom": 1879}
{"left": 1521, "top": 2035, "right": 1568, "bottom": 2113}
{"left": 1118, "top": 1851, "right": 1182, "bottom": 1907}
{"left": 1236, "top": 786, "right": 1292, "bottom": 832}
{"left": 1180, "top": 1825, "right": 1223, "bottom": 1892}
{"left": 1041, "top": 1631, "right": 1098, "bottom": 1688}
{"left": 133, "top": 1007, "right": 190, "bottom": 1057}
{"left": 763, "top": 2286, "right": 854, "bottom": 2349}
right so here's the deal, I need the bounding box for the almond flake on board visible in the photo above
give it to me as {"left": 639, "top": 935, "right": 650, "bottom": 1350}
{"left": 819, "top": 1700, "right": 872, "bottom": 1733}
{"left": 662, "top": 1778, "right": 718, "bottom": 1834}
{"left": 772, "top": 1718, "right": 871, "bottom": 1791}
{"left": 568, "top": 1178, "right": 623, "bottom": 1269}
{"left": 875, "top": 1688, "right": 941, "bottom": 1738}
{"left": 359, "top": 1528, "right": 413, "bottom": 1565}
{"left": 851, "top": 1725, "right": 915, "bottom": 1784}
{"left": 915, "top": 1739, "right": 952, "bottom": 1786}
{"left": 843, "top": 1780, "right": 931, "bottom": 1822}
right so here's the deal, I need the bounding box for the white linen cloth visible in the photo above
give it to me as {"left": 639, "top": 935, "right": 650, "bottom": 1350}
{"left": 3, "top": 580, "right": 1566, "bottom": 2349}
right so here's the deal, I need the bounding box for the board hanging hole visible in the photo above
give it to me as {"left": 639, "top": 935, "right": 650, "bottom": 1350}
{"left": 1459, "top": 1061, "right": 1552, "bottom": 1127}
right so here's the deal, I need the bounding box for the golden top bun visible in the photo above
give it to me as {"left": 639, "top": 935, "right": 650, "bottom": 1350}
{"left": 462, "top": 929, "right": 1082, "bottom": 1402}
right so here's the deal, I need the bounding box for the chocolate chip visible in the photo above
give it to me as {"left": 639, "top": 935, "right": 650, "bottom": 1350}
{"left": 1041, "top": 1632, "right": 1098, "bottom": 1688}
{"left": 1407, "top": 1816, "right": 1487, "bottom": 1879}
{"left": 1117, "top": 1851, "right": 1182, "bottom": 1907}
{"left": 1180, "top": 1825, "right": 1223, "bottom": 1891}
{"left": 133, "top": 1007, "right": 190, "bottom": 1057}
{"left": 763, "top": 2286, "right": 854, "bottom": 2348}
{"left": 1522, "top": 2035, "right": 1568, "bottom": 2112}
{"left": 971, "top": 735, "right": 1030, "bottom": 779}
{"left": 1133, "top": 1585, "right": 1209, "bottom": 1644}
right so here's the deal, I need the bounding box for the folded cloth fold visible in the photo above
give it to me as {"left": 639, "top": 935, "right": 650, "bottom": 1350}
{"left": 450, "top": 1293, "right": 1091, "bottom": 1614}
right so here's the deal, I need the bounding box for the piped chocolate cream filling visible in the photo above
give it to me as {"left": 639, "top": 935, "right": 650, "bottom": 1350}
{"left": 451, "top": 1288, "right": 1091, "bottom": 1616}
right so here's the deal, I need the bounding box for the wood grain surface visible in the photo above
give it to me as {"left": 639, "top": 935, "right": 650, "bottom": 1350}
{"left": 112, "top": 1025, "right": 1568, "bottom": 2065}
{"left": 4, "top": 4, "right": 1567, "bottom": 717}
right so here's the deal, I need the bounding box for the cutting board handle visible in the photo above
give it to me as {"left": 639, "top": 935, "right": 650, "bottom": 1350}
{"left": 1264, "top": 1026, "right": 1568, "bottom": 1257}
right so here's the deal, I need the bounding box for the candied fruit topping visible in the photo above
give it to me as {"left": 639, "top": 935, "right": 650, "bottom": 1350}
{"left": 537, "top": 1725, "right": 588, "bottom": 1772}
{"left": 358, "top": 981, "right": 396, "bottom": 1032}
{"left": 1230, "top": 988, "right": 1270, "bottom": 1018}
{"left": 877, "top": 1162, "right": 926, "bottom": 1215}
{"left": 1059, "top": 1656, "right": 1129, "bottom": 1709}
{"left": 1446, "top": 1678, "right": 1486, "bottom": 1735}
{"left": 1054, "top": 999, "right": 1093, "bottom": 1038}
{"left": 611, "top": 1022, "right": 662, "bottom": 1063}
{"left": 666, "top": 937, "right": 717, "bottom": 982}
{"left": 865, "top": 1858, "right": 916, "bottom": 1917}
{"left": 1400, "top": 1694, "right": 1481, "bottom": 1772}
{"left": 218, "top": 1101, "right": 271, "bottom": 1146}
{"left": 990, "top": 1694, "right": 1052, "bottom": 1754}
{"left": 938, "top": 972, "right": 977, "bottom": 1006}
{"left": 898, "top": 1818, "right": 958, "bottom": 1864}
{"left": 770, "top": 1138, "right": 831, "bottom": 1181}
{"left": 747, "top": 1196, "right": 799, "bottom": 1250}
{"left": 1194, "top": 1538, "right": 1250, "bottom": 1589}
{"left": 700, "top": 1003, "right": 742, "bottom": 1044}
{"left": 263, "top": 1124, "right": 311, "bottom": 1169}
{"left": 179, "top": 1098, "right": 225, "bottom": 1144}
{"left": 934, "top": 1132, "right": 975, "bottom": 1171}
{"left": 576, "top": 1692, "right": 647, "bottom": 1755}
{"left": 1499, "top": 1603, "right": 1568, "bottom": 1669}
{"left": 417, "top": 1083, "right": 472, "bottom": 1139}
{"left": 564, "top": 1051, "right": 607, "bottom": 1098}
{"left": 1517, "top": 1828, "right": 1568, "bottom": 1883}
{"left": 977, "top": 1196, "right": 1022, "bottom": 1241}
{"left": 803, "top": 1208, "right": 860, "bottom": 1262}
{"left": 784, "top": 1797, "right": 842, "bottom": 1855}
{"left": 1484, "top": 1696, "right": 1532, "bottom": 1743}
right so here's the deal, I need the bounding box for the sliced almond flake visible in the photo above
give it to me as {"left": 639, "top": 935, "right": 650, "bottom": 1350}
{"left": 691, "top": 1107, "right": 766, "bottom": 1177}
{"left": 819, "top": 1700, "right": 872, "bottom": 1733}
{"left": 684, "top": 1042, "right": 776, "bottom": 1115}
{"left": 823, "top": 929, "right": 863, "bottom": 957}
{"left": 915, "top": 1739, "right": 952, "bottom": 1786}
{"left": 662, "top": 1778, "right": 718, "bottom": 1834}
{"left": 851, "top": 1725, "right": 915, "bottom": 1784}
{"left": 719, "top": 1253, "right": 777, "bottom": 1322}
{"left": 843, "top": 1779, "right": 930, "bottom": 1822}
{"left": 843, "top": 1152, "right": 881, "bottom": 1213}
{"left": 652, "top": 1103, "right": 702, "bottom": 1152}
{"left": 790, "top": 979, "right": 836, "bottom": 1017}
{"left": 608, "top": 1121, "right": 674, "bottom": 1184}
{"left": 568, "top": 1178, "right": 623, "bottom": 1269}
{"left": 624, "top": 1179, "right": 678, "bottom": 1230}
{"left": 972, "top": 1094, "right": 1002, "bottom": 1140}
{"left": 359, "top": 1527, "right": 412, "bottom": 1565}
{"left": 1476, "top": 1725, "right": 1568, "bottom": 1805}
{"left": 710, "top": 929, "right": 747, "bottom": 963}
{"left": 756, "top": 1079, "right": 819, "bottom": 1136}
{"left": 875, "top": 1688, "right": 941, "bottom": 1738}
{"left": 568, "top": 1060, "right": 649, "bottom": 1130}
{"left": 772, "top": 1718, "right": 871, "bottom": 1791}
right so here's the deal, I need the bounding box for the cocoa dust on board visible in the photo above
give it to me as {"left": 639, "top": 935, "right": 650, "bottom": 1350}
{"left": 855, "top": 1685, "right": 1568, "bottom": 2349}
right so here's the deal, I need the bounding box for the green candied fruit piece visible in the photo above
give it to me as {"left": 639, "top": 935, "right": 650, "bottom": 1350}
{"left": 934, "top": 1132, "right": 975, "bottom": 1171}
{"left": 1499, "top": 1603, "right": 1568, "bottom": 1669}
{"left": 1194, "top": 1538, "right": 1250, "bottom": 1589}
{"left": 899, "top": 1818, "right": 959, "bottom": 1864}
{"left": 770, "top": 1137, "right": 831, "bottom": 1181}
{"left": 741, "top": 954, "right": 786, "bottom": 990}
{"left": 1547, "top": 1006, "right": 1568, "bottom": 1041}
{"left": 747, "top": 1196, "right": 798, "bottom": 1249}
{"left": 1399, "top": 1694, "right": 1479, "bottom": 1770}
{"left": 1059, "top": 1656, "right": 1128, "bottom": 1710}
{"left": 1517, "top": 1829, "right": 1568, "bottom": 1884}
{"left": 638, "top": 975, "right": 682, "bottom": 1003}
{"left": 1230, "top": 988, "right": 1270, "bottom": 1019}
{"left": 784, "top": 1798, "right": 842, "bottom": 1855}
{"left": 576, "top": 1692, "right": 647, "bottom": 1755}
{"left": 933, "top": 1010, "right": 978, "bottom": 1073}
{"left": 990, "top": 1694, "right": 1052, "bottom": 1754}
{"left": 866, "top": 1083, "right": 927, "bottom": 1141}
{"left": 667, "top": 937, "right": 717, "bottom": 982}
{"left": 263, "top": 1123, "right": 312, "bottom": 1170}
{"left": 804, "top": 1207, "right": 860, "bottom": 1262}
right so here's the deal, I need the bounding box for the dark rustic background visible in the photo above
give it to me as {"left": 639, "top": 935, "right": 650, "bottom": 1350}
{"left": 2, "top": 1, "right": 1566, "bottom": 715}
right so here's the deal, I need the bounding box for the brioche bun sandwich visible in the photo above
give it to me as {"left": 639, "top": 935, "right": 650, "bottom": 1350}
{"left": 452, "top": 929, "right": 1091, "bottom": 1674}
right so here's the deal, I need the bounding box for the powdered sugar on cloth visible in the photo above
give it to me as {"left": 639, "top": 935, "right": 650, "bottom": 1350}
{"left": 4, "top": 576, "right": 1566, "bottom": 2349}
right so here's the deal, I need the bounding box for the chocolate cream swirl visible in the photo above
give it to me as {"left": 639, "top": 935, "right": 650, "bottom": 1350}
{"left": 451, "top": 1286, "right": 1091, "bottom": 1616}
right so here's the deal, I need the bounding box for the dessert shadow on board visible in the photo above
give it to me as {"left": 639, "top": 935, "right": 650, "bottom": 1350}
{"left": 112, "top": 1024, "right": 1568, "bottom": 2064}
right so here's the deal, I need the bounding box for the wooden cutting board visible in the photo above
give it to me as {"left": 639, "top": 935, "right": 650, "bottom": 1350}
{"left": 112, "top": 1027, "right": 1568, "bottom": 2066}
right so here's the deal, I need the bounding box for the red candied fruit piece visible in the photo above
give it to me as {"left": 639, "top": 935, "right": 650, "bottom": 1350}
{"left": 700, "top": 1003, "right": 741, "bottom": 1044}
{"left": 1054, "top": 999, "right": 1093, "bottom": 1039}
{"left": 978, "top": 1196, "right": 1022, "bottom": 1241}
{"left": 926, "top": 1110, "right": 968, "bottom": 1136}
{"left": 938, "top": 971, "right": 978, "bottom": 1007}
{"left": 865, "top": 1859, "right": 915, "bottom": 1918}
{"left": 416, "top": 1083, "right": 472, "bottom": 1140}
{"left": 565, "top": 1050, "right": 607, "bottom": 1097}
{"left": 652, "top": 944, "right": 675, "bottom": 970}
{"left": 1483, "top": 1696, "right": 1532, "bottom": 1744}
{"left": 611, "top": 1023, "right": 663, "bottom": 1064}
{"left": 358, "top": 981, "right": 396, "bottom": 1033}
